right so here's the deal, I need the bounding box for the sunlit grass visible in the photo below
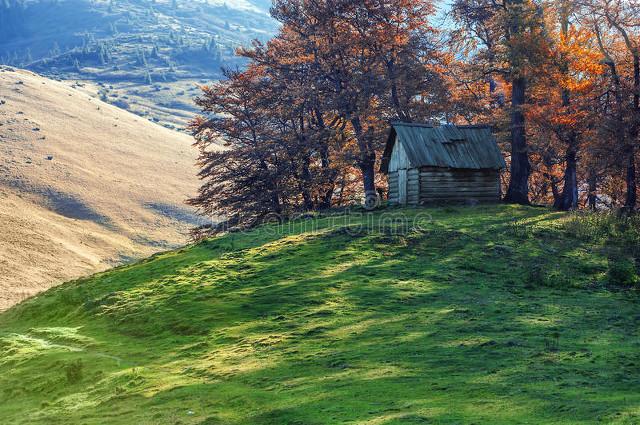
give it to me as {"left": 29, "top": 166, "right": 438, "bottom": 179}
{"left": 0, "top": 205, "right": 638, "bottom": 424}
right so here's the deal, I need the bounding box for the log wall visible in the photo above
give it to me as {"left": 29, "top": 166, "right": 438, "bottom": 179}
{"left": 407, "top": 168, "right": 420, "bottom": 205}
{"left": 419, "top": 167, "right": 500, "bottom": 204}
{"left": 388, "top": 171, "right": 399, "bottom": 205}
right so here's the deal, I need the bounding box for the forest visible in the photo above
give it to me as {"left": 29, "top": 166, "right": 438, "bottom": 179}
{"left": 189, "top": 0, "right": 640, "bottom": 231}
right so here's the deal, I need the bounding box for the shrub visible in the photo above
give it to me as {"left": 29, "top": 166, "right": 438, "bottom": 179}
{"left": 508, "top": 219, "right": 533, "bottom": 239}
{"left": 112, "top": 99, "right": 130, "bottom": 110}
{"left": 544, "top": 268, "right": 572, "bottom": 289}
{"left": 525, "top": 262, "right": 545, "bottom": 288}
{"left": 544, "top": 332, "right": 560, "bottom": 352}
{"left": 564, "top": 211, "right": 640, "bottom": 246}
{"left": 607, "top": 253, "right": 638, "bottom": 287}
{"left": 563, "top": 212, "right": 618, "bottom": 242}
{"left": 564, "top": 212, "right": 640, "bottom": 284}
{"left": 65, "top": 360, "right": 83, "bottom": 384}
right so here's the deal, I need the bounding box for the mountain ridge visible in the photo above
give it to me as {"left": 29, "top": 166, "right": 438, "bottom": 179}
{"left": 0, "top": 0, "right": 277, "bottom": 128}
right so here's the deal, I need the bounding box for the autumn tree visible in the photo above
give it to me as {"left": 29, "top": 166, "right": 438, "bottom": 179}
{"left": 270, "top": 0, "right": 443, "bottom": 206}
{"left": 189, "top": 62, "right": 344, "bottom": 230}
{"left": 189, "top": 67, "right": 286, "bottom": 228}
{"left": 191, "top": 0, "right": 449, "bottom": 229}
{"left": 452, "top": 0, "right": 548, "bottom": 205}
{"left": 599, "top": 0, "right": 638, "bottom": 210}
{"left": 580, "top": 0, "right": 639, "bottom": 210}
{"left": 525, "top": 0, "right": 603, "bottom": 210}
{"left": 240, "top": 27, "right": 344, "bottom": 210}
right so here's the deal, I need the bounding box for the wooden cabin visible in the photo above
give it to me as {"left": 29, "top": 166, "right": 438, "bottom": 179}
{"left": 380, "top": 123, "right": 506, "bottom": 206}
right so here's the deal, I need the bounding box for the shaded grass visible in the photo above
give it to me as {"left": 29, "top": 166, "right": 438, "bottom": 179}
{"left": 0, "top": 205, "right": 639, "bottom": 424}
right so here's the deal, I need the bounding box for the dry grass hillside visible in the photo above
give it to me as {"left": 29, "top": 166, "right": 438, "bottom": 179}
{"left": 0, "top": 66, "right": 204, "bottom": 311}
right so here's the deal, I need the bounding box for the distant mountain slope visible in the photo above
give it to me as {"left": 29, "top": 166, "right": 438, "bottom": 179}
{"left": 0, "top": 66, "right": 205, "bottom": 310}
{"left": 0, "top": 0, "right": 277, "bottom": 128}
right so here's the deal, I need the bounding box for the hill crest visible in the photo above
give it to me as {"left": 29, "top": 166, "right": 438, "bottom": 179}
{"left": 0, "top": 206, "right": 638, "bottom": 424}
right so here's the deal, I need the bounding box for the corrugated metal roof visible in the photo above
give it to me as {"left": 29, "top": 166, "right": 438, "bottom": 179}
{"left": 380, "top": 122, "right": 506, "bottom": 173}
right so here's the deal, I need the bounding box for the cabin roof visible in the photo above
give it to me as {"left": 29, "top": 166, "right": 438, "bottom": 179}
{"left": 380, "top": 122, "right": 507, "bottom": 173}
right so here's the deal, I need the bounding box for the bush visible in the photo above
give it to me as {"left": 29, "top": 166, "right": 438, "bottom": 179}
{"left": 524, "top": 261, "right": 572, "bottom": 289}
{"left": 564, "top": 211, "right": 640, "bottom": 245}
{"left": 112, "top": 99, "right": 130, "bottom": 110}
{"left": 563, "top": 212, "right": 619, "bottom": 242}
{"left": 564, "top": 212, "right": 640, "bottom": 278}
{"left": 65, "top": 360, "right": 83, "bottom": 384}
{"left": 607, "top": 253, "right": 638, "bottom": 287}
{"left": 525, "top": 262, "right": 545, "bottom": 288}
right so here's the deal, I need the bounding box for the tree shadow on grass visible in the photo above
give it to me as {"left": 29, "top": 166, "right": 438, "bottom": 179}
{"left": 2, "top": 206, "right": 638, "bottom": 424}
{"left": 134, "top": 223, "right": 639, "bottom": 423}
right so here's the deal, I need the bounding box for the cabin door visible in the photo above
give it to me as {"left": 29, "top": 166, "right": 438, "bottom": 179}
{"left": 398, "top": 169, "right": 408, "bottom": 205}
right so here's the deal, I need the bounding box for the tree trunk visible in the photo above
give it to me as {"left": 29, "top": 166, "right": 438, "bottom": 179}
{"left": 299, "top": 157, "right": 315, "bottom": 211}
{"left": 350, "top": 116, "right": 378, "bottom": 208}
{"left": 588, "top": 170, "right": 597, "bottom": 211}
{"left": 504, "top": 76, "right": 530, "bottom": 204}
{"left": 387, "top": 59, "right": 410, "bottom": 122}
{"left": 271, "top": 192, "right": 283, "bottom": 217}
{"left": 555, "top": 6, "right": 579, "bottom": 211}
{"left": 625, "top": 146, "right": 637, "bottom": 209}
{"left": 625, "top": 53, "right": 639, "bottom": 209}
{"left": 556, "top": 144, "right": 578, "bottom": 210}
{"left": 318, "top": 143, "right": 335, "bottom": 209}
{"left": 318, "top": 188, "right": 334, "bottom": 210}
{"left": 549, "top": 175, "right": 560, "bottom": 205}
{"left": 542, "top": 153, "right": 560, "bottom": 205}
{"left": 360, "top": 156, "right": 377, "bottom": 208}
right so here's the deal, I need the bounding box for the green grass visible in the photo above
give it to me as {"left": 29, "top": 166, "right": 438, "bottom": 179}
{"left": 1, "top": 205, "right": 639, "bottom": 424}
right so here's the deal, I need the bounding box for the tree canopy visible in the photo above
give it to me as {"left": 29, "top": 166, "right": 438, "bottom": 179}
{"left": 190, "top": 0, "right": 640, "bottom": 232}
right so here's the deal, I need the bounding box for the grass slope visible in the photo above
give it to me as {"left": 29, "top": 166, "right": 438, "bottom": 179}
{"left": 1, "top": 206, "right": 639, "bottom": 424}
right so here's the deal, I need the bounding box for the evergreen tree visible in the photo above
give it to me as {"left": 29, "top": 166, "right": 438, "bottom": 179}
{"left": 51, "top": 42, "right": 61, "bottom": 57}
{"left": 98, "top": 44, "right": 107, "bottom": 65}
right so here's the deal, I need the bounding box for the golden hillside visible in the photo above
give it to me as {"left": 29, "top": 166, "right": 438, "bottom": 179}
{"left": 0, "top": 66, "right": 204, "bottom": 310}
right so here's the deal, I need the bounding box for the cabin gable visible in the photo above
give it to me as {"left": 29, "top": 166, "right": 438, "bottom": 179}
{"left": 389, "top": 136, "right": 411, "bottom": 172}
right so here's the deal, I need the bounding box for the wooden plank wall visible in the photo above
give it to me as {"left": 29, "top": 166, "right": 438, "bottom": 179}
{"left": 419, "top": 167, "right": 500, "bottom": 204}
{"left": 407, "top": 168, "right": 420, "bottom": 205}
{"left": 389, "top": 138, "right": 411, "bottom": 172}
{"left": 388, "top": 171, "right": 399, "bottom": 205}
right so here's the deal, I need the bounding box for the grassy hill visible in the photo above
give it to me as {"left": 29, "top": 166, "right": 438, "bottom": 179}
{"left": 1, "top": 205, "right": 639, "bottom": 424}
{"left": 0, "top": 0, "right": 276, "bottom": 129}
{"left": 0, "top": 66, "right": 205, "bottom": 310}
